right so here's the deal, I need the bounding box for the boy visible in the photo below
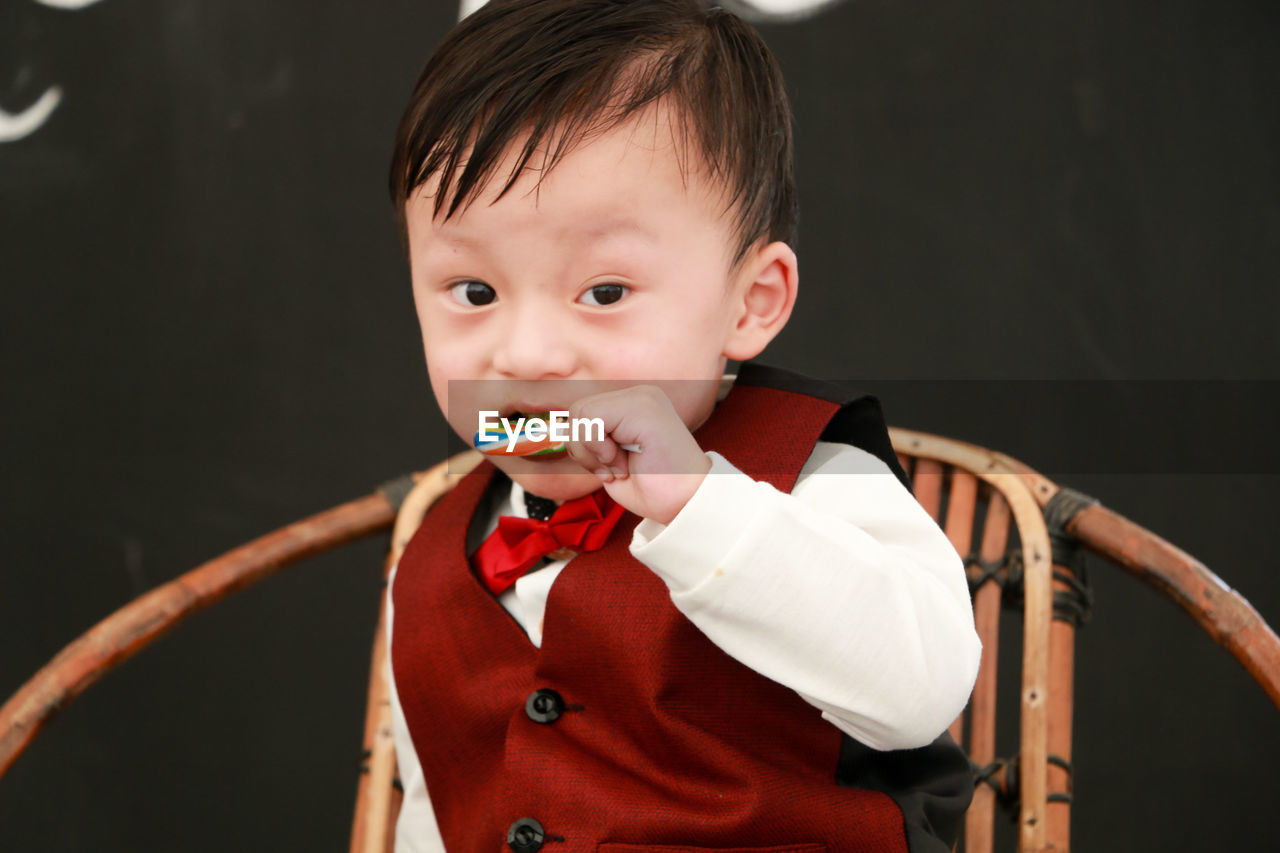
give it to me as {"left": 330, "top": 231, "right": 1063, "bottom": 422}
{"left": 385, "top": 1, "right": 981, "bottom": 851}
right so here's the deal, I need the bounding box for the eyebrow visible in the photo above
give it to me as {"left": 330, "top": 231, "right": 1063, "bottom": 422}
{"left": 575, "top": 216, "right": 657, "bottom": 244}
{"left": 428, "top": 216, "right": 656, "bottom": 254}
{"left": 434, "top": 231, "right": 479, "bottom": 250}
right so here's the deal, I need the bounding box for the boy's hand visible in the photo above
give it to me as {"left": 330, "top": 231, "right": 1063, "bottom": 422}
{"left": 565, "top": 385, "right": 711, "bottom": 525}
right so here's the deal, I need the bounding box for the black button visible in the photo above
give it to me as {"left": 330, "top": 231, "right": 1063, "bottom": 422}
{"left": 525, "top": 688, "right": 565, "bottom": 723}
{"left": 506, "top": 817, "right": 545, "bottom": 852}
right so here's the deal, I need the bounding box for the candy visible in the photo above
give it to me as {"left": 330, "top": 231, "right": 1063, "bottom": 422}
{"left": 474, "top": 412, "right": 567, "bottom": 457}
{"left": 473, "top": 411, "right": 640, "bottom": 456}
{"left": 473, "top": 432, "right": 567, "bottom": 456}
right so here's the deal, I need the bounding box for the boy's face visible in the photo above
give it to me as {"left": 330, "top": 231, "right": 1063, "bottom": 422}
{"left": 405, "top": 101, "right": 769, "bottom": 500}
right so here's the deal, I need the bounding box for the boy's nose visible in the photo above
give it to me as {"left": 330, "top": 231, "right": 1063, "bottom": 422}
{"left": 491, "top": 306, "right": 578, "bottom": 379}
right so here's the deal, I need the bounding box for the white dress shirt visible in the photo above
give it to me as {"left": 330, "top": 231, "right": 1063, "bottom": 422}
{"left": 385, "top": 438, "right": 981, "bottom": 853}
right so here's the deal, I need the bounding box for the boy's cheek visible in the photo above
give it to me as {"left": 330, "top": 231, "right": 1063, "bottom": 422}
{"left": 426, "top": 369, "right": 452, "bottom": 420}
{"left": 432, "top": 372, "right": 486, "bottom": 439}
{"left": 649, "top": 378, "right": 722, "bottom": 435}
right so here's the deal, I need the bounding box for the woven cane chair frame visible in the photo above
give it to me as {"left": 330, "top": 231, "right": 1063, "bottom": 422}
{"left": 2, "top": 432, "right": 1277, "bottom": 853}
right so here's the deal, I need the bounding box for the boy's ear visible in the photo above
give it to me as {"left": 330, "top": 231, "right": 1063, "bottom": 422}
{"left": 722, "top": 241, "right": 799, "bottom": 362}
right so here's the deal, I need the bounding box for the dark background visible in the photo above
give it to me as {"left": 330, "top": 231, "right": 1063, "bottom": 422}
{"left": 2, "top": 0, "right": 1276, "bottom": 849}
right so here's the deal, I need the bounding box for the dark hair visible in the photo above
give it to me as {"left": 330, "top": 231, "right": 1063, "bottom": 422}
{"left": 388, "top": 0, "right": 796, "bottom": 265}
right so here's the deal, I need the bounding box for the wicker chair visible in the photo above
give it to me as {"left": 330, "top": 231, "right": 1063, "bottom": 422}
{"left": 3, "top": 431, "right": 1277, "bottom": 853}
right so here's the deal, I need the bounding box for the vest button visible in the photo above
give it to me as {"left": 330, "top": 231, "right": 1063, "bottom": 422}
{"left": 525, "top": 688, "right": 565, "bottom": 723}
{"left": 506, "top": 817, "right": 545, "bottom": 852}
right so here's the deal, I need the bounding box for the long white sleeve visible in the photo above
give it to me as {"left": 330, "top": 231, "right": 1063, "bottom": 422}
{"left": 630, "top": 444, "right": 981, "bottom": 751}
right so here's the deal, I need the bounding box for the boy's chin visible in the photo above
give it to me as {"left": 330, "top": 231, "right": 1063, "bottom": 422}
{"left": 489, "top": 453, "right": 606, "bottom": 502}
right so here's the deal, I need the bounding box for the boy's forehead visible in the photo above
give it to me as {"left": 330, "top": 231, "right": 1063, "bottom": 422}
{"left": 423, "top": 211, "right": 660, "bottom": 254}
{"left": 407, "top": 101, "right": 730, "bottom": 235}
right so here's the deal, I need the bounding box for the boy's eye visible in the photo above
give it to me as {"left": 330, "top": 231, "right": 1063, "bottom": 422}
{"left": 579, "top": 283, "right": 628, "bottom": 307}
{"left": 448, "top": 281, "right": 497, "bottom": 307}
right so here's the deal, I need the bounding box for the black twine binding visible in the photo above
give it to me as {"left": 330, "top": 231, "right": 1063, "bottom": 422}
{"left": 378, "top": 473, "right": 418, "bottom": 513}
{"left": 1047, "top": 754, "right": 1074, "bottom": 804}
{"left": 965, "top": 554, "right": 1006, "bottom": 595}
{"left": 970, "top": 756, "right": 1021, "bottom": 819}
{"left": 1001, "top": 548, "right": 1026, "bottom": 611}
{"left": 1051, "top": 567, "right": 1094, "bottom": 628}
{"left": 971, "top": 753, "right": 1074, "bottom": 817}
{"left": 1043, "top": 487, "right": 1097, "bottom": 627}
{"left": 979, "top": 544, "right": 1093, "bottom": 627}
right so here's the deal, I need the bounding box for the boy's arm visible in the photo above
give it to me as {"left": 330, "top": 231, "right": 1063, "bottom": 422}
{"left": 384, "top": 566, "right": 448, "bottom": 853}
{"left": 629, "top": 442, "right": 981, "bottom": 752}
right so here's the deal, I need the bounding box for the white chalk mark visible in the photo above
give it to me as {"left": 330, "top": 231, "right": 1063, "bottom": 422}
{"left": 721, "top": 0, "right": 846, "bottom": 21}
{"left": 0, "top": 86, "right": 63, "bottom": 143}
{"left": 1, "top": 0, "right": 108, "bottom": 143}
{"left": 458, "top": 0, "right": 487, "bottom": 20}
{"left": 35, "top": 0, "right": 105, "bottom": 9}
{"left": 459, "top": 0, "right": 845, "bottom": 24}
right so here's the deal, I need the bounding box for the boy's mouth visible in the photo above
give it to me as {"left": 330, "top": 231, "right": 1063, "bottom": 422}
{"left": 501, "top": 405, "right": 553, "bottom": 420}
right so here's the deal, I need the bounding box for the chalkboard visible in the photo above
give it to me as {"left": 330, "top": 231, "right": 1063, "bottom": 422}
{"left": 2, "top": 1, "right": 1276, "bottom": 849}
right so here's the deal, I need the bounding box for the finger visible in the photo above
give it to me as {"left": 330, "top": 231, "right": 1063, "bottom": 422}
{"left": 567, "top": 433, "right": 629, "bottom": 479}
{"left": 567, "top": 398, "right": 628, "bottom": 470}
{"left": 567, "top": 387, "right": 666, "bottom": 476}
{"left": 563, "top": 434, "right": 607, "bottom": 476}
{"left": 608, "top": 447, "right": 630, "bottom": 479}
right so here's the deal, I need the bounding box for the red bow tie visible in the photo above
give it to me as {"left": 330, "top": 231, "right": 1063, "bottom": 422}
{"left": 473, "top": 489, "right": 626, "bottom": 594}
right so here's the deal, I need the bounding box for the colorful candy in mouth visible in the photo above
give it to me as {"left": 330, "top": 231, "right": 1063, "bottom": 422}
{"left": 474, "top": 434, "right": 568, "bottom": 457}
{"left": 474, "top": 412, "right": 568, "bottom": 457}
{"left": 473, "top": 411, "right": 641, "bottom": 456}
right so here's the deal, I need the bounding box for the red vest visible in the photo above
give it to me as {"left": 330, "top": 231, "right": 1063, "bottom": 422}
{"left": 392, "top": 366, "right": 966, "bottom": 852}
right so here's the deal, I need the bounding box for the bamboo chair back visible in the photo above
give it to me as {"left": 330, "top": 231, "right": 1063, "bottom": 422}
{"left": 893, "top": 431, "right": 1066, "bottom": 853}
{"left": 346, "top": 434, "right": 1280, "bottom": 853}
{"left": 4, "top": 432, "right": 1276, "bottom": 853}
